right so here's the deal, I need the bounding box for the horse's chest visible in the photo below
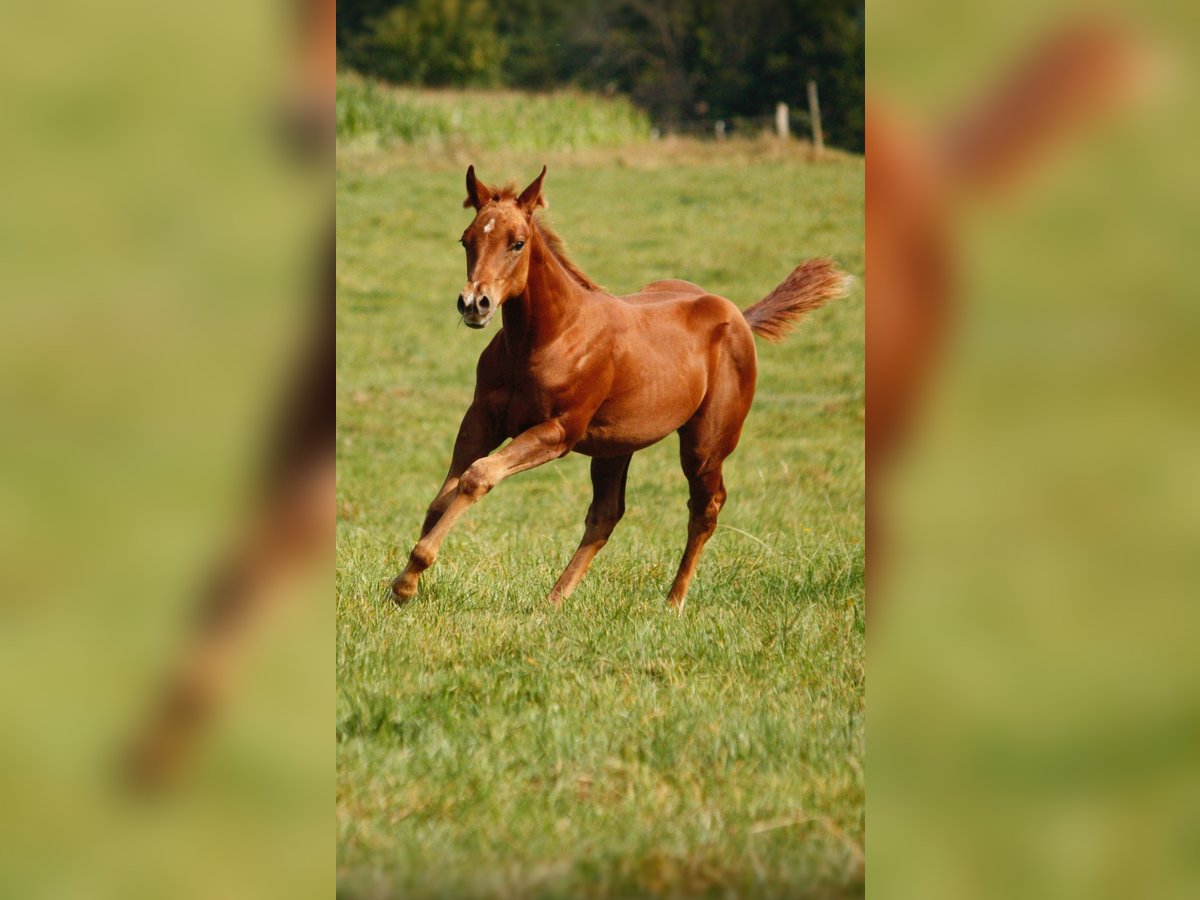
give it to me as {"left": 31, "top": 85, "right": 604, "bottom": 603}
{"left": 500, "top": 376, "right": 564, "bottom": 436}
{"left": 502, "top": 394, "right": 546, "bottom": 436}
{"left": 496, "top": 341, "right": 607, "bottom": 436}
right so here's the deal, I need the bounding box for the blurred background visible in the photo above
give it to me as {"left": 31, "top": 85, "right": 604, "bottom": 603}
{"left": 868, "top": 0, "right": 1200, "bottom": 897}
{"left": 0, "top": 0, "right": 331, "bottom": 897}
{"left": 336, "top": 0, "right": 863, "bottom": 149}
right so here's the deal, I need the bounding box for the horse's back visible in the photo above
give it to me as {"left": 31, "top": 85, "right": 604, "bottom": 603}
{"left": 621, "top": 279, "right": 707, "bottom": 305}
{"left": 604, "top": 289, "right": 756, "bottom": 405}
{"left": 617, "top": 287, "right": 749, "bottom": 337}
{"left": 618, "top": 283, "right": 753, "bottom": 340}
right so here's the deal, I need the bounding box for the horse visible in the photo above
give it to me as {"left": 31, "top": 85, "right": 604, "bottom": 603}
{"left": 121, "top": 0, "right": 337, "bottom": 789}
{"left": 392, "top": 165, "right": 850, "bottom": 610}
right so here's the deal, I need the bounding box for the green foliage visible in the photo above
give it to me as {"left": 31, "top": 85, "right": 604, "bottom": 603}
{"left": 336, "top": 146, "right": 864, "bottom": 895}
{"left": 336, "top": 73, "right": 652, "bottom": 152}
{"left": 342, "top": 0, "right": 506, "bottom": 87}
{"left": 337, "top": 0, "right": 864, "bottom": 151}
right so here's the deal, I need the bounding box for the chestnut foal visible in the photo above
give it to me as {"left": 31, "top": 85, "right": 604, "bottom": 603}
{"left": 392, "top": 166, "right": 850, "bottom": 609}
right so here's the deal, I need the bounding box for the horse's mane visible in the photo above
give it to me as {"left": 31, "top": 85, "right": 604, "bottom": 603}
{"left": 488, "top": 183, "right": 603, "bottom": 293}
{"left": 534, "top": 218, "right": 602, "bottom": 292}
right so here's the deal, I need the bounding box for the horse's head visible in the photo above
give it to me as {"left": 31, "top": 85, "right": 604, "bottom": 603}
{"left": 455, "top": 165, "right": 547, "bottom": 329}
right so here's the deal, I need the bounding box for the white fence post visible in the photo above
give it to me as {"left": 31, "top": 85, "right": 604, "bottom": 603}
{"left": 806, "top": 80, "right": 824, "bottom": 158}
{"left": 775, "top": 102, "right": 789, "bottom": 140}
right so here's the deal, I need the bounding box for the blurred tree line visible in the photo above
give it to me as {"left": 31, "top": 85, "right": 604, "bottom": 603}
{"left": 337, "top": 0, "right": 864, "bottom": 151}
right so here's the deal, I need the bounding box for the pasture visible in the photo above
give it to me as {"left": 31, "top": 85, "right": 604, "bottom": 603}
{"left": 336, "top": 99, "right": 864, "bottom": 897}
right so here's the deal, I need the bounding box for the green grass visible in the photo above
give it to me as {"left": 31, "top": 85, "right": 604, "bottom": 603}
{"left": 337, "top": 131, "right": 864, "bottom": 897}
{"left": 337, "top": 72, "right": 652, "bottom": 153}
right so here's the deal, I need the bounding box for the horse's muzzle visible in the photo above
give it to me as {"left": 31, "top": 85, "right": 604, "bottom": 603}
{"left": 457, "top": 290, "right": 494, "bottom": 329}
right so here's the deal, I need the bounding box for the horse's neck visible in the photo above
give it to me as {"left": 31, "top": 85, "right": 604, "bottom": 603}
{"left": 501, "top": 228, "right": 588, "bottom": 353}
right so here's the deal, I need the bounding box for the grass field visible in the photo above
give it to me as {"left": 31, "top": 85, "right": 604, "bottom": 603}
{"left": 338, "top": 72, "right": 652, "bottom": 153}
{"left": 336, "top": 119, "right": 864, "bottom": 896}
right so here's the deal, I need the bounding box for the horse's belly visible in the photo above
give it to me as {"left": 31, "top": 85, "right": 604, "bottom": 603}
{"left": 575, "top": 375, "right": 704, "bottom": 456}
{"left": 573, "top": 427, "right": 665, "bottom": 457}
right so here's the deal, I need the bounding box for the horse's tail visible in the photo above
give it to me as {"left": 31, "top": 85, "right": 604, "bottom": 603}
{"left": 742, "top": 258, "right": 852, "bottom": 343}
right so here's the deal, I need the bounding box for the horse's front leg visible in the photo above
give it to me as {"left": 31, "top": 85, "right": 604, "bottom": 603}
{"left": 391, "top": 416, "right": 581, "bottom": 603}
{"left": 418, "top": 399, "right": 503, "bottom": 539}
{"left": 390, "top": 400, "right": 500, "bottom": 602}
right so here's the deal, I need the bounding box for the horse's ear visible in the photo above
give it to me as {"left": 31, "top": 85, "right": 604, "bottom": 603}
{"left": 517, "top": 165, "right": 548, "bottom": 212}
{"left": 464, "top": 165, "right": 493, "bottom": 210}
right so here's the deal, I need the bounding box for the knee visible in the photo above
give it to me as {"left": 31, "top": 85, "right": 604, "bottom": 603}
{"left": 458, "top": 461, "right": 494, "bottom": 499}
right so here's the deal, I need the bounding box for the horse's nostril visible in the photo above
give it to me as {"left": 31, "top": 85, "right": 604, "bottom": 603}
{"left": 478, "top": 296, "right": 491, "bottom": 310}
{"left": 456, "top": 295, "right": 466, "bottom": 314}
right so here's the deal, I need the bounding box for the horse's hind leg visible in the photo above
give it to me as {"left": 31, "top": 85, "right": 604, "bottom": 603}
{"left": 548, "top": 454, "right": 632, "bottom": 604}
{"left": 666, "top": 457, "right": 728, "bottom": 610}
{"left": 666, "top": 366, "right": 752, "bottom": 609}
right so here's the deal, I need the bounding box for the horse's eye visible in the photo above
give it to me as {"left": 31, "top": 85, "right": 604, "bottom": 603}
{"left": 460, "top": 238, "right": 468, "bottom": 247}
{"left": 512, "top": 241, "right": 525, "bottom": 251}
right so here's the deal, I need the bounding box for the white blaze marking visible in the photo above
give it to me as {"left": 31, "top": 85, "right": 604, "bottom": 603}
{"left": 483, "top": 218, "right": 495, "bottom": 234}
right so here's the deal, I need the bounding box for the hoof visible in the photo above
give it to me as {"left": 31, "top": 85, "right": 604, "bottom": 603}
{"left": 391, "top": 574, "right": 418, "bottom": 604}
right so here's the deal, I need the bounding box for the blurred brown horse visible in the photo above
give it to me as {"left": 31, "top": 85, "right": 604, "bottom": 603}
{"left": 391, "top": 166, "right": 850, "bottom": 609}
{"left": 866, "top": 17, "right": 1150, "bottom": 599}
{"left": 122, "top": 0, "right": 336, "bottom": 790}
